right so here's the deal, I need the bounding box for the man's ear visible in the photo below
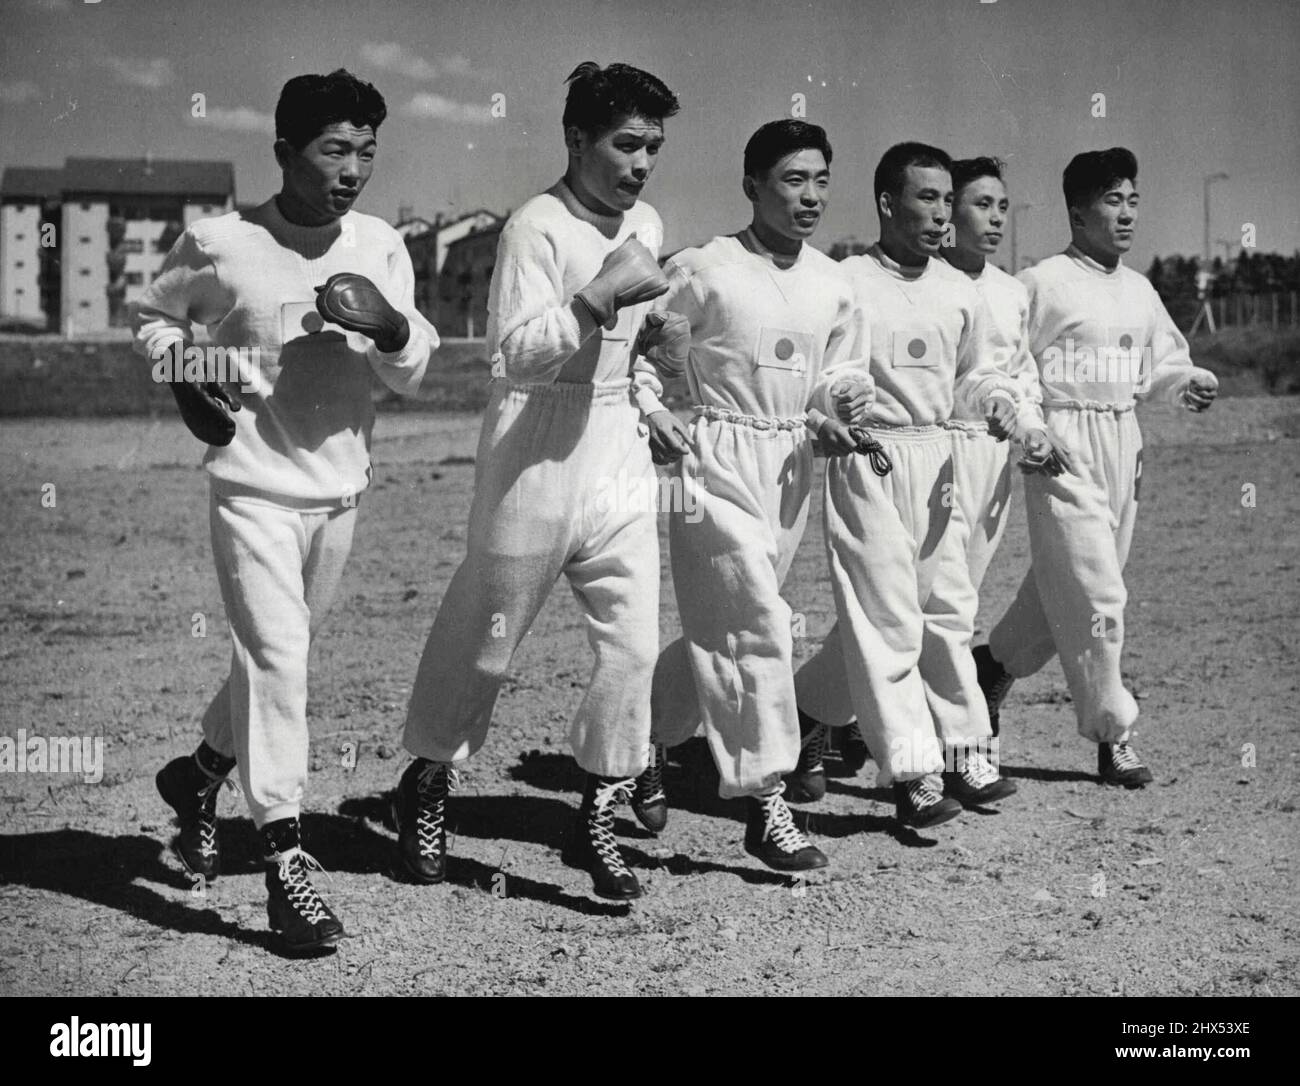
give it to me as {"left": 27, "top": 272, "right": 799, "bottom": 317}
{"left": 1068, "top": 205, "right": 1085, "bottom": 231}
{"left": 741, "top": 174, "right": 757, "bottom": 203}
{"left": 878, "top": 190, "right": 894, "bottom": 222}
{"left": 564, "top": 125, "right": 587, "bottom": 157}
{"left": 273, "top": 139, "right": 294, "bottom": 171}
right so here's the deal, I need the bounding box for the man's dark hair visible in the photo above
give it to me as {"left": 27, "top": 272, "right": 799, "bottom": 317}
{"left": 275, "top": 69, "right": 387, "bottom": 151}
{"left": 951, "top": 156, "right": 1006, "bottom": 196}
{"left": 1062, "top": 147, "right": 1138, "bottom": 209}
{"left": 874, "top": 141, "right": 953, "bottom": 202}
{"left": 743, "top": 120, "right": 832, "bottom": 178}
{"left": 562, "top": 61, "right": 679, "bottom": 137}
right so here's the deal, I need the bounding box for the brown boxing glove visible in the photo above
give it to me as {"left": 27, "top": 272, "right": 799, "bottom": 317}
{"left": 315, "top": 273, "right": 410, "bottom": 352}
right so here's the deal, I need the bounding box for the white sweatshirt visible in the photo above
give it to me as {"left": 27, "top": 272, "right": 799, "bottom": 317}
{"left": 486, "top": 178, "right": 666, "bottom": 414}
{"left": 1018, "top": 244, "right": 1214, "bottom": 407}
{"left": 657, "top": 230, "right": 869, "bottom": 427}
{"left": 130, "top": 197, "right": 437, "bottom": 504}
{"left": 841, "top": 244, "right": 1019, "bottom": 428}
{"left": 949, "top": 260, "right": 1047, "bottom": 431}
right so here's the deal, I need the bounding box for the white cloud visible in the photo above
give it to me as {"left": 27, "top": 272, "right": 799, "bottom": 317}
{"left": 361, "top": 42, "right": 440, "bottom": 81}
{"left": 198, "top": 106, "right": 273, "bottom": 133}
{"left": 360, "top": 43, "right": 493, "bottom": 83}
{"left": 0, "top": 80, "right": 42, "bottom": 104}
{"left": 439, "top": 53, "right": 495, "bottom": 81}
{"left": 402, "top": 92, "right": 493, "bottom": 125}
{"left": 101, "top": 57, "right": 174, "bottom": 90}
{"left": 28, "top": 0, "right": 73, "bottom": 11}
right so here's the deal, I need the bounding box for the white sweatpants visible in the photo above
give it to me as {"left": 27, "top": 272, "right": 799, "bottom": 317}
{"left": 202, "top": 487, "right": 357, "bottom": 827}
{"left": 403, "top": 379, "right": 660, "bottom": 778}
{"left": 988, "top": 404, "right": 1142, "bottom": 743}
{"left": 650, "top": 412, "right": 813, "bottom": 799}
{"left": 794, "top": 426, "right": 991, "bottom": 783}
{"left": 947, "top": 422, "right": 1013, "bottom": 591}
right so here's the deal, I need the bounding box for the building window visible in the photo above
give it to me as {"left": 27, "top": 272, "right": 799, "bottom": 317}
{"left": 15, "top": 287, "right": 24, "bottom": 295}
{"left": 79, "top": 236, "right": 92, "bottom": 244}
{"left": 81, "top": 202, "right": 92, "bottom": 211}
{"left": 121, "top": 239, "right": 144, "bottom": 253}
{"left": 202, "top": 204, "right": 213, "bottom": 213}
{"left": 15, "top": 261, "right": 24, "bottom": 268}
{"left": 80, "top": 268, "right": 92, "bottom": 277}
{"left": 15, "top": 233, "right": 24, "bottom": 241}
{"left": 79, "top": 300, "right": 91, "bottom": 308}
{"left": 125, "top": 272, "right": 143, "bottom": 286}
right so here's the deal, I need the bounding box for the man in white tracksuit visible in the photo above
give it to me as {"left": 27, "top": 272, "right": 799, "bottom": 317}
{"left": 831, "top": 156, "right": 1071, "bottom": 777}
{"left": 789, "top": 142, "right": 1044, "bottom": 829}
{"left": 941, "top": 157, "right": 1066, "bottom": 592}
{"left": 135, "top": 70, "right": 438, "bottom": 956}
{"left": 396, "top": 63, "right": 684, "bottom": 902}
{"left": 626, "top": 121, "right": 872, "bottom": 873}
{"left": 975, "top": 147, "right": 1218, "bottom": 787}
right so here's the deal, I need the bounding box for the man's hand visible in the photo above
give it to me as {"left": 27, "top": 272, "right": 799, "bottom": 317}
{"left": 1181, "top": 371, "right": 1218, "bottom": 412}
{"left": 636, "top": 311, "right": 690, "bottom": 378}
{"left": 831, "top": 375, "right": 874, "bottom": 424}
{"left": 984, "top": 393, "right": 1017, "bottom": 441}
{"left": 646, "top": 409, "right": 692, "bottom": 465}
{"left": 315, "top": 273, "right": 410, "bottom": 352}
{"left": 817, "top": 416, "right": 859, "bottom": 457}
{"left": 1018, "top": 426, "right": 1074, "bottom": 477}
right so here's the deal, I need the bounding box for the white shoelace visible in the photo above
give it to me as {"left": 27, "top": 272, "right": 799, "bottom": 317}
{"left": 636, "top": 746, "right": 666, "bottom": 804}
{"left": 758, "top": 785, "right": 811, "bottom": 854}
{"left": 904, "top": 774, "right": 946, "bottom": 808}
{"left": 270, "top": 848, "right": 332, "bottom": 926}
{"left": 1110, "top": 743, "right": 1143, "bottom": 772}
{"left": 590, "top": 779, "right": 635, "bottom": 875}
{"left": 414, "top": 764, "right": 459, "bottom": 852}
{"left": 962, "top": 752, "right": 1001, "bottom": 789}
{"left": 193, "top": 777, "right": 237, "bottom": 859}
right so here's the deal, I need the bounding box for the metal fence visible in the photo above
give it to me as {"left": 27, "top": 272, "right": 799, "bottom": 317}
{"left": 1181, "top": 291, "right": 1300, "bottom": 333}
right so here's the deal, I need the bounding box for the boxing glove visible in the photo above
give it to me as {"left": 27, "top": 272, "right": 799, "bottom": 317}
{"left": 169, "top": 377, "right": 239, "bottom": 446}
{"left": 315, "top": 273, "right": 410, "bottom": 352}
{"left": 635, "top": 311, "right": 691, "bottom": 378}
{"left": 573, "top": 236, "right": 670, "bottom": 330}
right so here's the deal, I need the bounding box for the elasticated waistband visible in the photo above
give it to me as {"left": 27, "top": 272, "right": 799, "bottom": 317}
{"left": 940, "top": 418, "right": 991, "bottom": 435}
{"left": 493, "top": 377, "right": 636, "bottom": 405}
{"left": 1042, "top": 397, "right": 1135, "bottom": 414}
{"left": 692, "top": 404, "right": 806, "bottom": 432}
{"left": 209, "top": 477, "right": 353, "bottom": 514}
{"left": 868, "top": 422, "right": 948, "bottom": 443}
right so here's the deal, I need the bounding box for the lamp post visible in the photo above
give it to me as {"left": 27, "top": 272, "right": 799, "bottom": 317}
{"left": 1203, "top": 173, "right": 1229, "bottom": 265}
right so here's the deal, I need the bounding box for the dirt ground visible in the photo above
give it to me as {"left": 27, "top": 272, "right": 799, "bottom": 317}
{"left": 0, "top": 397, "right": 1297, "bottom": 997}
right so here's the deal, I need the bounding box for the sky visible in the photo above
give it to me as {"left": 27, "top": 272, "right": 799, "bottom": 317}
{"left": 2, "top": 0, "right": 1297, "bottom": 272}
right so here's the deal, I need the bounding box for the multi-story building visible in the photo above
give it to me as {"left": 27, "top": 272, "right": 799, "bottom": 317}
{"left": 437, "top": 222, "right": 502, "bottom": 338}
{"left": 0, "top": 167, "right": 62, "bottom": 329}
{"left": 0, "top": 157, "right": 234, "bottom": 334}
{"left": 398, "top": 208, "right": 502, "bottom": 332}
